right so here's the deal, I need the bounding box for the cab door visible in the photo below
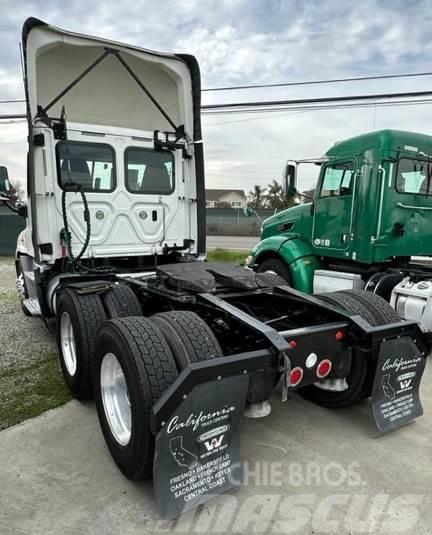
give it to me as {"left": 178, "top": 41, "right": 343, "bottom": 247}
{"left": 312, "top": 160, "right": 356, "bottom": 254}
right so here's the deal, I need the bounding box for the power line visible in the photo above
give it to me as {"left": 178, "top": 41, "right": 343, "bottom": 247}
{"left": 0, "top": 114, "right": 26, "bottom": 120}
{"left": 203, "top": 97, "right": 432, "bottom": 118}
{"left": 202, "top": 71, "right": 432, "bottom": 92}
{"left": 0, "top": 99, "right": 25, "bottom": 104}
{"left": 3, "top": 93, "right": 432, "bottom": 122}
{"left": 202, "top": 89, "right": 432, "bottom": 112}
{"left": 203, "top": 99, "right": 432, "bottom": 125}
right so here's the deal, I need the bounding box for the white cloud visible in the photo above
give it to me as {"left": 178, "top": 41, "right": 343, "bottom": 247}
{"left": 1, "top": 0, "right": 432, "bottom": 193}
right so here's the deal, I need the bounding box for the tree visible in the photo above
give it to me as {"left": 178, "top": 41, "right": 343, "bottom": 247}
{"left": 248, "top": 184, "right": 267, "bottom": 209}
{"left": 266, "top": 180, "right": 299, "bottom": 210}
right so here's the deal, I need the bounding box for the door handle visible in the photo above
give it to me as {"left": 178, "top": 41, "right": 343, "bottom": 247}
{"left": 397, "top": 202, "right": 432, "bottom": 211}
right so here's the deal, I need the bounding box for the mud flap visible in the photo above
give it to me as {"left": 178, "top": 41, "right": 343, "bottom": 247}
{"left": 372, "top": 336, "right": 426, "bottom": 432}
{"left": 153, "top": 374, "right": 249, "bottom": 519}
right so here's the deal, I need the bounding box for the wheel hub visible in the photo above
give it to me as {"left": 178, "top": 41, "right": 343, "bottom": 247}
{"left": 60, "top": 312, "right": 77, "bottom": 376}
{"left": 100, "top": 352, "right": 131, "bottom": 446}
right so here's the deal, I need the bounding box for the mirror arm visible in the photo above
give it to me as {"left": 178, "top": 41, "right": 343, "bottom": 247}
{"left": 1, "top": 198, "right": 19, "bottom": 214}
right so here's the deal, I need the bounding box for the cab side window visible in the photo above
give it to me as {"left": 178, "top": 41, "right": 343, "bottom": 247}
{"left": 396, "top": 158, "right": 432, "bottom": 195}
{"left": 320, "top": 162, "right": 354, "bottom": 197}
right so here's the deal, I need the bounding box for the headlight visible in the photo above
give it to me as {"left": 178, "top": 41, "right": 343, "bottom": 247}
{"left": 245, "top": 255, "right": 253, "bottom": 267}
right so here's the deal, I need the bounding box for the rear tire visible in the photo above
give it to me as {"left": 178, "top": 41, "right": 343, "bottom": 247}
{"left": 56, "top": 289, "right": 106, "bottom": 400}
{"left": 339, "top": 289, "right": 400, "bottom": 325}
{"left": 256, "top": 271, "right": 289, "bottom": 288}
{"left": 299, "top": 290, "right": 399, "bottom": 408}
{"left": 102, "top": 284, "right": 142, "bottom": 318}
{"left": 256, "top": 258, "right": 293, "bottom": 285}
{"left": 93, "top": 317, "right": 178, "bottom": 479}
{"left": 151, "top": 311, "right": 222, "bottom": 369}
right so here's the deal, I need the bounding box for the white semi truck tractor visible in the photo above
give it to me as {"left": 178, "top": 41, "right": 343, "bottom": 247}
{"left": 4, "top": 17, "right": 428, "bottom": 518}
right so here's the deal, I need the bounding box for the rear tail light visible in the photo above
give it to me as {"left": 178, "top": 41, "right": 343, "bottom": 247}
{"left": 289, "top": 366, "right": 304, "bottom": 386}
{"left": 316, "top": 359, "right": 332, "bottom": 379}
{"left": 335, "top": 330, "right": 345, "bottom": 341}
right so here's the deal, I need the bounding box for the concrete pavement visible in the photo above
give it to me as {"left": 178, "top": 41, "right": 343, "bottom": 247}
{"left": 1, "top": 362, "right": 431, "bottom": 534}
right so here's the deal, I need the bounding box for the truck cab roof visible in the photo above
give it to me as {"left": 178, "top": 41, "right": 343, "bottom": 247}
{"left": 327, "top": 129, "right": 432, "bottom": 159}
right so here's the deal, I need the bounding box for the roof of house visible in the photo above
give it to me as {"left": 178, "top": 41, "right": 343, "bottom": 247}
{"left": 205, "top": 189, "right": 246, "bottom": 201}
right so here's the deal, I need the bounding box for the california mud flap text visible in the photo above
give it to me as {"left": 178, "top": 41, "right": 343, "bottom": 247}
{"left": 153, "top": 375, "right": 249, "bottom": 518}
{"left": 372, "top": 336, "right": 426, "bottom": 432}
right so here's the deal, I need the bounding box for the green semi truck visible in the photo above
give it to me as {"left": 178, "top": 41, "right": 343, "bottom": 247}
{"left": 247, "top": 129, "right": 432, "bottom": 332}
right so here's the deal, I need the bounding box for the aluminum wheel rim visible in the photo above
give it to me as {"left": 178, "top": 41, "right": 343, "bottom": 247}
{"left": 100, "top": 352, "right": 131, "bottom": 446}
{"left": 60, "top": 312, "right": 77, "bottom": 376}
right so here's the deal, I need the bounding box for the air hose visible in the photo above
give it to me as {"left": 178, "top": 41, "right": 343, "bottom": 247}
{"left": 61, "top": 182, "right": 91, "bottom": 266}
{"left": 60, "top": 183, "right": 113, "bottom": 274}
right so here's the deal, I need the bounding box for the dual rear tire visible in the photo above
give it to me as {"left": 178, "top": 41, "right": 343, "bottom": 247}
{"left": 55, "top": 287, "right": 219, "bottom": 479}
{"left": 299, "top": 289, "right": 400, "bottom": 408}
{"left": 93, "top": 311, "right": 220, "bottom": 479}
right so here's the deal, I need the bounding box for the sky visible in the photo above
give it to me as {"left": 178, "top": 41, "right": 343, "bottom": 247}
{"left": 1, "top": 0, "right": 432, "bottom": 195}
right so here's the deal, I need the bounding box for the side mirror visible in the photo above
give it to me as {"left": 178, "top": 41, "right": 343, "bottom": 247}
{"left": 283, "top": 163, "right": 297, "bottom": 198}
{"left": 0, "top": 166, "right": 11, "bottom": 199}
{"left": 243, "top": 206, "right": 262, "bottom": 223}
{"left": 17, "top": 203, "right": 28, "bottom": 218}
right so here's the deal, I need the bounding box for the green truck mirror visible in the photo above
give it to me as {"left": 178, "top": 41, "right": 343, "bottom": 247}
{"left": 0, "top": 166, "right": 11, "bottom": 198}
{"left": 283, "top": 163, "right": 297, "bottom": 198}
{"left": 243, "top": 206, "right": 254, "bottom": 217}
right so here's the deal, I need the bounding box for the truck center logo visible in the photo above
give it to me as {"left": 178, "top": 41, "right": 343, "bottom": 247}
{"left": 167, "top": 407, "right": 236, "bottom": 434}
{"left": 382, "top": 356, "right": 421, "bottom": 373}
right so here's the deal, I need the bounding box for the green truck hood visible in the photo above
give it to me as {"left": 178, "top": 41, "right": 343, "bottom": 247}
{"left": 261, "top": 203, "right": 311, "bottom": 239}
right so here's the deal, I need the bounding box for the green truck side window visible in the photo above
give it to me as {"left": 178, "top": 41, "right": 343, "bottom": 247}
{"left": 320, "top": 162, "right": 354, "bottom": 197}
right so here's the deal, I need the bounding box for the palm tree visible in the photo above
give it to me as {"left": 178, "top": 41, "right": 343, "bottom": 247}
{"left": 266, "top": 180, "right": 284, "bottom": 210}
{"left": 266, "top": 179, "right": 298, "bottom": 210}
{"left": 248, "top": 184, "right": 267, "bottom": 209}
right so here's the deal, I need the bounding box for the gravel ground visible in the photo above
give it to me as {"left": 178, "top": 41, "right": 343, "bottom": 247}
{"left": 0, "top": 257, "right": 56, "bottom": 368}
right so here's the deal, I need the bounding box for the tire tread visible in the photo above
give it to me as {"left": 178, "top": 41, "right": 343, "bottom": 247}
{"left": 151, "top": 311, "right": 222, "bottom": 369}
{"left": 102, "top": 284, "right": 142, "bottom": 318}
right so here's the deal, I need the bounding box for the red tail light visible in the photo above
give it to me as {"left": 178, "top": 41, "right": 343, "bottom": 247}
{"left": 289, "top": 340, "right": 297, "bottom": 349}
{"left": 335, "top": 330, "right": 345, "bottom": 341}
{"left": 289, "top": 367, "right": 303, "bottom": 386}
{"left": 316, "top": 359, "right": 332, "bottom": 379}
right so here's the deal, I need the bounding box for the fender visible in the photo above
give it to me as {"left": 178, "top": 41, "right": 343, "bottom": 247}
{"left": 251, "top": 235, "right": 292, "bottom": 262}
{"left": 253, "top": 235, "right": 322, "bottom": 293}
{"left": 279, "top": 238, "right": 322, "bottom": 293}
{"left": 16, "top": 229, "right": 31, "bottom": 259}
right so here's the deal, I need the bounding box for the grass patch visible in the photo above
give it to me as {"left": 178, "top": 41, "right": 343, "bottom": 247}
{"left": 0, "top": 351, "right": 71, "bottom": 431}
{"left": 207, "top": 248, "right": 249, "bottom": 265}
{"left": 0, "top": 291, "right": 18, "bottom": 303}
